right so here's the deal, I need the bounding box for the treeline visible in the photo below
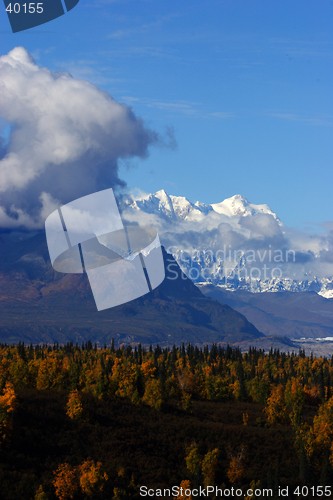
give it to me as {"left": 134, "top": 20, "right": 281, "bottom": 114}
{"left": 1, "top": 342, "right": 333, "bottom": 498}
{"left": 1, "top": 341, "right": 331, "bottom": 406}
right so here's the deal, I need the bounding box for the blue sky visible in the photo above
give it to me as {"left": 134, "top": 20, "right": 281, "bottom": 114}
{"left": 0, "top": 0, "right": 332, "bottom": 229}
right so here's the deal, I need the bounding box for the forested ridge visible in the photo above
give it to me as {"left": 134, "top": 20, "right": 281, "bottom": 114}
{"left": 0, "top": 342, "right": 333, "bottom": 499}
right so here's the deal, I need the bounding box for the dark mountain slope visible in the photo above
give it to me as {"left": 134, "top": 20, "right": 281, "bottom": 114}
{"left": 0, "top": 232, "right": 263, "bottom": 346}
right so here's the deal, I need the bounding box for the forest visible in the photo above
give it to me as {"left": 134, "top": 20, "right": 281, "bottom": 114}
{"left": 0, "top": 341, "right": 333, "bottom": 499}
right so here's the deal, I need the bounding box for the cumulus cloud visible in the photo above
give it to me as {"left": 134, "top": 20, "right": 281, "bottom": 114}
{"left": 0, "top": 47, "right": 159, "bottom": 229}
{"left": 239, "top": 213, "right": 282, "bottom": 238}
{"left": 320, "top": 250, "right": 333, "bottom": 264}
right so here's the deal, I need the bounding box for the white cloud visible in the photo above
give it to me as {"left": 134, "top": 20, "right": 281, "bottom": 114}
{"left": 207, "top": 112, "right": 235, "bottom": 119}
{"left": 268, "top": 112, "right": 333, "bottom": 127}
{"left": 0, "top": 192, "right": 60, "bottom": 229}
{"left": 127, "top": 187, "right": 150, "bottom": 201}
{"left": 0, "top": 47, "right": 158, "bottom": 228}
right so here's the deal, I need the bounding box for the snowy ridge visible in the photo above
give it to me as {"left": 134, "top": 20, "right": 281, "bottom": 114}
{"left": 127, "top": 189, "right": 210, "bottom": 220}
{"left": 127, "top": 190, "right": 281, "bottom": 222}
{"left": 197, "top": 276, "right": 333, "bottom": 294}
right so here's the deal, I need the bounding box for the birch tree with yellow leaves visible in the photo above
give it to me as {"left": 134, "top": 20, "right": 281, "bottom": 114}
{"left": 0, "top": 381, "right": 17, "bottom": 441}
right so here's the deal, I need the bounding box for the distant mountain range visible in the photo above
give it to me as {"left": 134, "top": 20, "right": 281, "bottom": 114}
{"left": 198, "top": 284, "right": 333, "bottom": 340}
{"left": 123, "top": 190, "right": 333, "bottom": 298}
{"left": 1, "top": 189, "right": 332, "bottom": 349}
{"left": 0, "top": 231, "right": 263, "bottom": 346}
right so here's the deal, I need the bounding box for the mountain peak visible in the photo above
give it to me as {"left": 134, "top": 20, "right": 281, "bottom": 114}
{"left": 211, "top": 194, "right": 252, "bottom": 217}
{"left": 154, "top": 189, "right": 168, "bottom": 198}
{"left": 127, "top": 189, "right": 176, "bottom": 220}
{"left": 229, "top": 194, "right": 250, "bottom": 203}
{"left": 211, "top": 194, "right": 279, "bottom": 220}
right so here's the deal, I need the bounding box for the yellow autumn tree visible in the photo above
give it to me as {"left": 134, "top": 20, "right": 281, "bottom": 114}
{"left": 177, "top": 480, "right": 193, "bottom": 499}
{"left": 202, "top": 448, "right": 219, "bottom": 488}
{"left": 285, "top": 378, "right": 304, "bottom": 427}
{"left": 142, "top": 378, "right": 163, "bottom": 410}
{"left": 245, "top": 480, "right": 261, "bottom": 499}
{"left": 312, "top": 396, "right": 333, "bottom": 448}
{"left": 181, "top": 393, "right": 193, "bottom": 412}
{"left": 185, "top": 443, "right": 201, "bottom": 477}
{"left": 34, "top": 485, "right": 48, "bottom": 500}
{"left": 227, "top": 448, "right": 244, "bottom": 484}
{"left": 36, "top": 356, "right": 63, "bottom": 390}
{"left": 53, "top": 463, "right": 78, "bottom": 500}
{"left": 0, "top": 358, "right": 10, "bottom": 388}
{"left": 141, "top": 360, "right": 156, "bottom": 379}
{"left": 301, "top": 395, "right": 333, "bottom": 464}
{"left": 178, "top": 368, "right": 196, "bottom": 396}
{"left": 295, "top": 396, "right": 333, "bottom": 467}
{"left": 79, "top": 459, "right": 108, "bottom": 496}
{"left": 112, "top": 358, "right": 137, "bottom": 399}
{"left": 66, "top": 390, "right": 83, "bottom": 420}
{"left": 0, "top": 381, "right": 17, "bottom": 440}
{"left": 264, "top": 385, "right": 288, "bottom": 425}
{"left": 0, "top": 381, "right": 17, "bottom": 412}
{"left": 9, "top": 354, "right": 29, "bottom": 388}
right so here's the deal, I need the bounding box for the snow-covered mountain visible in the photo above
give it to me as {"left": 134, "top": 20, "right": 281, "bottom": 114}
{"left": 127, "top": 189, "right": 281, "bottom": 223}
{"left": 124, "top": 190, "right": 333, "bottom": 297}
{"left": 211, "top": 194, "right": 281, "bottom": 222}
